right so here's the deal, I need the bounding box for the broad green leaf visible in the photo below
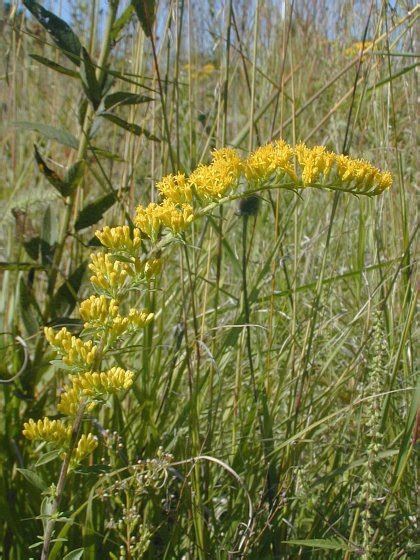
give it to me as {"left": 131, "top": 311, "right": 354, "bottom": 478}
{"left": 52, "top": 262, "right": 87, "bottom": 317}
{"left": 34, "top": 145, "right": 71, "bottom": 196}
{"left": 283, "top": 539, "right": 350, "bottom": 551}
{"left": 74, "top": 192, "right": 119, "bottom": 231}
{"left": 104, "top": 91, "right": 153, "bottom": 110}
{"left": 16, "top": 468, "right": 47, "bottom": 491}
{"left": 80, "top": 47, "right": 101, "bottom": 109}
{"left": 63, "top": 549, "right": 85, "bottom": 560}
{"left": 100, "top": 113, "right": 160, "bottom": 141}
{"left": 131, "top": 0, "right": 156, "bottom": 38}
{"left": 14, "top": 122, "right": 78, "bottom": 149}
{"left": 29, "top": 54, "right": 79, "bottom": 78}
{"left": 23, "top": 0, "right": 82, "bottom": 65}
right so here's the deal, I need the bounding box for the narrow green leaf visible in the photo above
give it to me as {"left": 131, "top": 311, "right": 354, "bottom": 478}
{"left": 29, "top": 54, "right": 79, "bottom": 78}
{"left": 283, "top": 539, "right": 350, "bottom": 551}
{"left": 131, "top": 0, "right": 156, "bottom": 37}
{"left": 19, "top": 278, "right": 42, "bottom": 336}
{"left": 16, "top": 468, "right": 47, "bottom": 491}
{"left": 111, "top": 5, "right": 134, "bottom": 41}
{"left": 104, "top": 91, "right": 153, "bottom": 110}
{"left": 367, "top": 62, "right": 419, "bottom": 91}
{"left": 40, "top": 495, "right": 55, "bottom": 531}
{"left": 80, "top": 47, "right": 101, "bottom": 109}
{"left": 0, "top": 261, "right": 44, "bottom": 271}
{"left": 89, "top": 147, "right": 125, "bottom": 162}
{"left": 36, "top": 449, "right": 62, "bottom": 467}
{"left": 74, "top": 192, "right": 119, "bottom": 231}
{"left": 14, "top": 122, "right": 78, "bottom": 149}
{"left": 23, "top": 0, "right": 82, "bottom": 65}
{"left": 100, "top": 112, "right": 160, "bottom": 141}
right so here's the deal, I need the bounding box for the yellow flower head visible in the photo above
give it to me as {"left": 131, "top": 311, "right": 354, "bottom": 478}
{"left": 157, "top": 173, "right": 192, "bottom": 204}
{"left": 89, "top": 252, "right": 129, "bottom": 297}
{"left": 44, "top": 327, "right": 97, "bottom": 370}
{"left": 134, "top": 202, "right": 162, "bottom": 241}
{"left": 80, "top": 295, "right": 149, "bottom": 341}
{"left": 96, "top": 226, "right": 142, "bottom": 255}
{"left": 245, "top": 140, "right": 297, "bottom": 183}
{"left": 57, "top": 386, "right": 90, "bottom": 416}
{"left": 295, "top": 143, "right": 335, "bottom": 186}
{"left": 79, "top": 295, "right": 119, "bottom": 328}
{"left": 22, "top": 417, "right": 71, "bottom": 446}
{"left": 334, "top": 154, "right": 392, "bottom": 194}
{"left": 189, "top": 148, "right": 242, "bottom": 200}
{"left": 128, "top": 308, "right": 154, "bottom": 329}
{"left": 73, "top": 433, "right": 98, "bottom": 464}
{"left": 159, "top": 200, "right": 194, "bottom": 233}
{"left": 134, "top": 200, "right": 194, "bottom": 241}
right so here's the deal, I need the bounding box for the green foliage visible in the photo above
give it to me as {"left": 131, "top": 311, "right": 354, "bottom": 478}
{"left": 74, "top": 192, "right": 121, "bottom": 231}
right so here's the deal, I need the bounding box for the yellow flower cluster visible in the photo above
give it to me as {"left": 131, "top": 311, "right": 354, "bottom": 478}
{"left": 89, "top": 252, "right": 129, "bottom": 297}
{"left": 22, "top": 418, "right": 71, "bottom": 445}
{"left": 134, "top": 199, "right": 194, "bottom": 241}
{"left": 344, "top": 41, "right": 373, "bottom": 58}
{"left": 44, "top": 327, "right": 97, "bottom": 369}
{"left": 79, "top": 295, "right": 119, "bottom": 327}
{"left": 295, "top": 143, "right": 335, "bottom": 186}
{"left": 23, "top": 418, "right": 98, "bottom": 464}
{"left": 240, "top": 141, "right": 392, "bottom": 194}
{"left": 189, "top": 148, "right": 243, "bottom": 200}
{"left": 127, "top": 309, "right": 154, "bottom": 328}
{"left": 58, "top": 367, "right": 134, "bottom": 415}
{"left": 138, "top": 144, "right": 390, "bottom": 245}
{"left": 79, "top": 295, "right": 153, "bottom": 339}
{"left": 183, "top": 62, "right": 215, "bottom": 79}
{"left": 244, "top": 140, "right": 297, "bottom": 183}
{"left": 156, "top": 173, "right": 192, "bottom": 204}
{"left": 335, "top": 154, "right": 392, "bottom": 194}
{"left": 96, "top": 225, "right": 142, "bottom": 255}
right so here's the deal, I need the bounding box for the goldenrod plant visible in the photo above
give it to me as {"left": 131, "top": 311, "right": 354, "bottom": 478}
{"left": 23, "top": 140, "right": 391, "bottom": 558}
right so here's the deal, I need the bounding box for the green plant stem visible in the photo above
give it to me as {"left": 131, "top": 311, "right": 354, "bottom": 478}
{"left": 40, "top": 402, "right": 86, "bottom": 560}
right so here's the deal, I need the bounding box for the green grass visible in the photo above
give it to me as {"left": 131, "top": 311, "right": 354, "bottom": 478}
{"left": 0, "top": 1, "right": 418, "bottom": 559}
